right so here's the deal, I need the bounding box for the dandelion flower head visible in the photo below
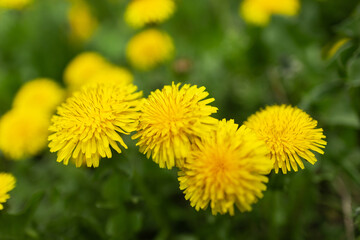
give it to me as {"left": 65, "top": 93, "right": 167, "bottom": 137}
{"left": 126, "top": 29, "right": 174, "bottom": 71}
{"left": 240, "top": 0, "right": 300, "bottom": 26}
{"left": 0, "top": 109, "right": 49, "bottom": 160}
{"left": 0, "top": 0, "right": 32, "bottom": 10}
{"left": 124, "top": 0, "right": 175, "bottom": 29}
{"left": 64, "top": 52, "right": 111, "bottom": 91}
{"left": 245, "top": 105, "right": 326, "bottom": 174}
{"left": 48, "top": 82, "right": 142, "bottom": 168}
{"left": 132, "top": 82, "right": 218, "bottom": 169}
{"left": 0, "top": 173, "right": 16, "bottom": 210}
{"left": 68, "top": 0, "right": 98, "bottom": 43}
{"left": 13, "top": 78, "right": 65, "bottom": 114}
{"left": 88, "top": 66, "right": 133, "bottom": 87}
{"left": 178, "top": 119, "right": 272, "bottom": 215}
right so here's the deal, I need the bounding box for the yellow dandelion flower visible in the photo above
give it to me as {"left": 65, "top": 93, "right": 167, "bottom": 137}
{"left": 48, "top": 82, "right": 142, "bottom": 168}
{"left": 0, "top": 0, "right": 32, "bottom": 10}
{"left": 240, "top": 0, "right": 271, "bottom": 26}
{"left": 0, "top": 109, "right": 49, "bottom": 160}
{"left": 240, "top": 0, "right": 300, "bottom": 26}
{"left": 126, "top": 29, "right": 174, "bottom": 71}
{"left": 132, "top": 82, "right": 218, "bottom": 169}
{"left": 68, "top": 0, "right": 98, "bottom": 43}
{"left": 124, "top": 0, "right": 175, "bottom": 29}
{"left": 267, "top": 0, "right": 299, "bottom": 16}
{"left": 88, "top": 66, "right": 133, "bottom": 86}
{"left": 64, "top": 52, "right": 111, "bottom": 91}
{"left": 0, "top": 173, "right": 16, "bottom": 210}
{"left": 244, "top": 105, "right": 327, "bottom": 174}
{"left": 13, "top": 78, "right": 65, "bottom": 115}
{"left": 178, "top": 119, "right": 272, "bottom": 215}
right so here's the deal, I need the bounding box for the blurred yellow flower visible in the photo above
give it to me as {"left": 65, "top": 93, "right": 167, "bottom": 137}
{"left": 240, "top": 0, "right": 300, "bottom": 26}
{"left": 132, "top": 82, "right": 218, "bottom": 169}
{"left": 126, "top": 29, "right": 174, "bottom": 71}
{"left": 49, "top": 82, "right": 142, "bottom": 168}
{"left": 0, "top": 109, "right": 49, "bottom": 160}
{"left": 88, "top": 66, "right": 133, "bottom": 87}
{"left": 245, "top": 105, "right": 327, "bottom": 174}
{"left": 0, "top": 0, "right": 32, "bottom": 9}
{"left": 13, "top": 78, "right": 65, "bottom": 115}
{"left": 64, "top": 52, "right": 111, "bottom": 91}
{"left": 124, "top": 0, "right": 175, "bottom": 28}
{"left": 0, "top": 173, "right": 16, "bottom": 210}
{"left": 68, "top": 0, "right": 98, "bottom": 43}
{"left": 178, "top": 119, "right": 272, "bottom": 215}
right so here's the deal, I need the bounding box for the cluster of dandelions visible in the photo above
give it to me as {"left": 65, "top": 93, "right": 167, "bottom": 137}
{"left": 66, "top": 0, "right": 176, "bottom": 70}
{"left": 48, "top": 69, "right": 326, "bottom": 215}
{"left": 48, "top": 51, "right": 140, "bottom": 168}
{"left": 67, "top": 0, "right": 302, "bottom": 71}
{"left": 0, "top": 78, "right": 65, "bottom": 210}
{"left": 124, "top": 0, "right": 176, "bottom": 71}
{"left": 133, "top": 84, "right": 326, "bottom": 215}
{"left": 2, "top": 0, "right": 175, "bottom": 71}
{"left": 0, "top": 79, "right": 65, "bottom": 160}
{"left": 0, "top": 0, "right": 324, "bottom": 216}
{"left": 67, "top": 0, "right": 175, "bottom": 70}
{"left": 0, "top": 51, "right": 134, "bottom": 210}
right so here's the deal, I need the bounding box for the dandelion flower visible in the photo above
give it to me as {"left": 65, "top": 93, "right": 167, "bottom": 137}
{"left": 132, "top": 82, "right": 218, "bottom": 169}
{"left": 178, "top": 119, "right": 272, "bottom": 215}
{"left": 0, "top": 173, "right": 16, "bottom": 210}
{"left": 64, "top": 52, "right": 111, "bottom": 91}
{"left": 0, "top": 109, "right": 49, "bottom": 160}
{"left": 13, "top": 78, "right": 65, "bottom": 114}
{"left": 68, "top": 0, "right": 98, "bottom": 43}
{"left": 240, "top": 0, "right": 300, "bottom": 26}
{"left": 126, "top": 29, "right": 174, "bottom": 71}
{"left": 88, "top": 66, "right": 133, "bottom": 86}
{"left": 48, "top": 82, "right": 142, "bottom": 168}
{"left": 124, "top": 0, "right": 175, "bottom": 29}
{"left": 0, "top": 0, "right": 32, "bottom": 10}
{"left": 245, "top": 105, "right": 327, "bottom": 174}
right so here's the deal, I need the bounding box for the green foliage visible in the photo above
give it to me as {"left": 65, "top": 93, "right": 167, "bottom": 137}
{"left": 1, "top": 0, "right": 360, "bottom": 239}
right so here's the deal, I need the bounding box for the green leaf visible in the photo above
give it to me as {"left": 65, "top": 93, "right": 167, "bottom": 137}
{"left": 101, "top": 173, "right": 132, "bottom": 205}
{"left": 340, "top": 149, "right": 360, "bottom": 186}
{"left": 318, "top": 89, "right": 360, "bottom": 128}
{"left": 0, "top": 191, "right": 44, "bottom": 239}
{"left": 347, "top": 55, "right": 360, "bottom": 87}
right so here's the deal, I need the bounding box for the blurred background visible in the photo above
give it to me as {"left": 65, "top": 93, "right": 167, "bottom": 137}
{"left": 1, "top": 0, "right": 360, "bottom": 239}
